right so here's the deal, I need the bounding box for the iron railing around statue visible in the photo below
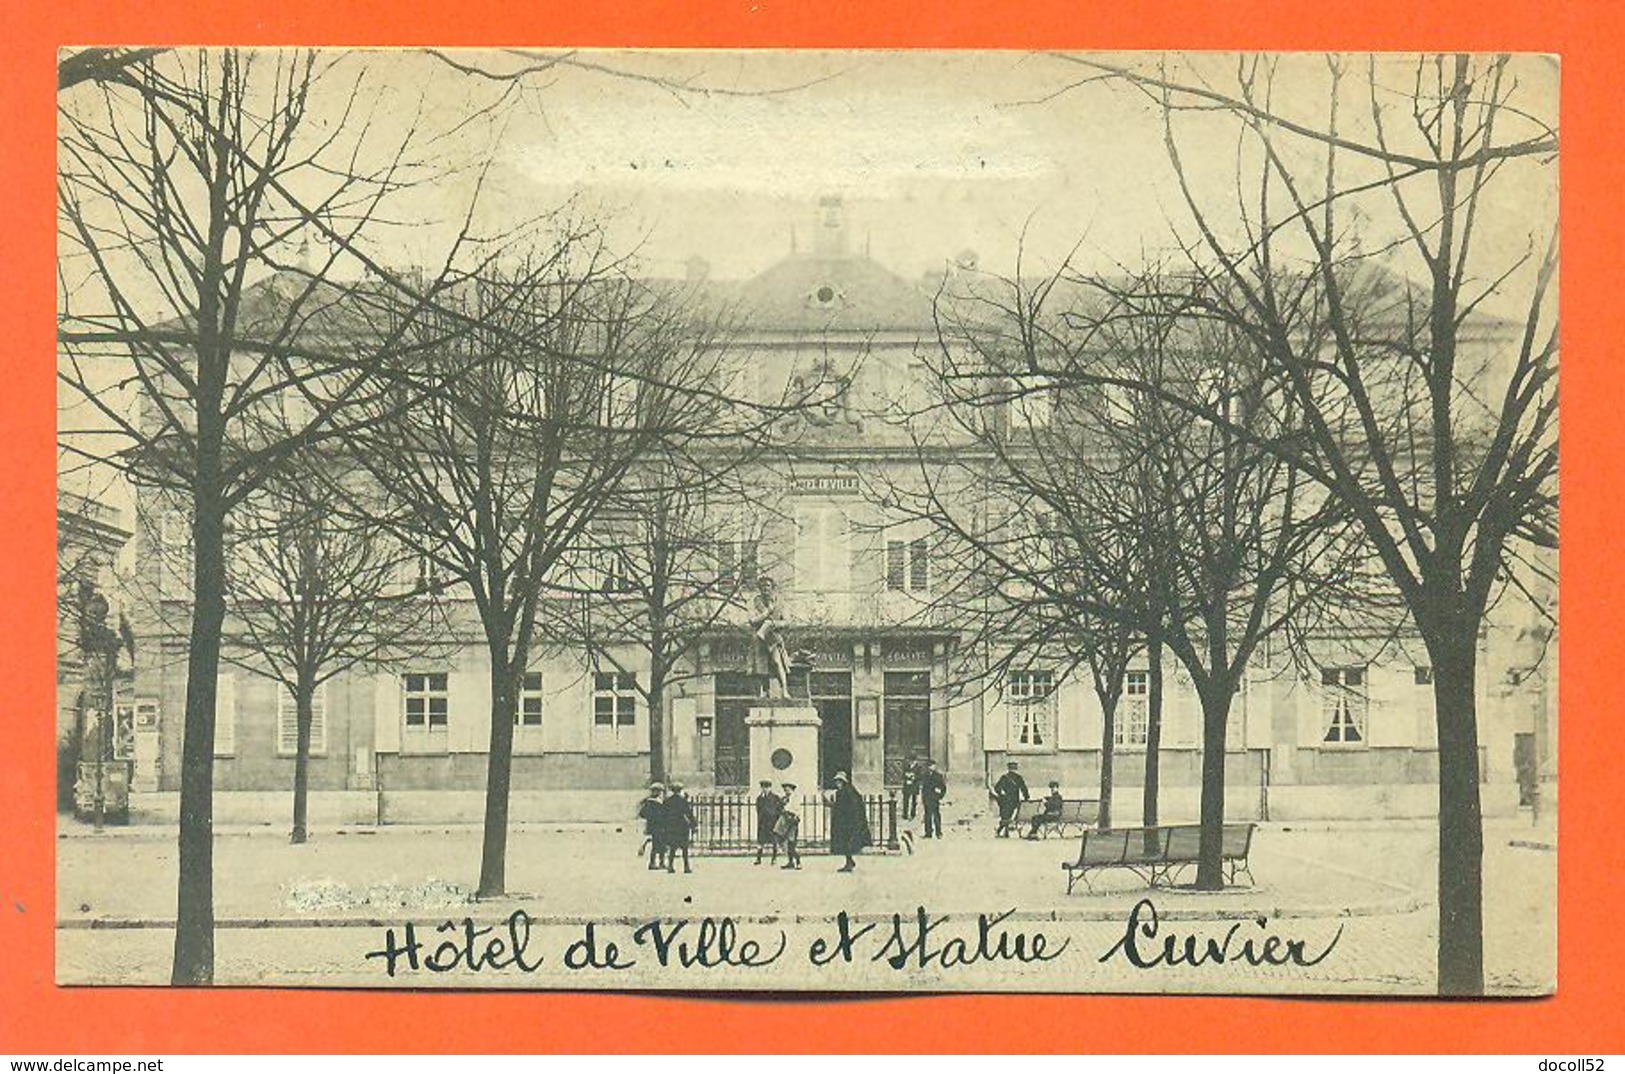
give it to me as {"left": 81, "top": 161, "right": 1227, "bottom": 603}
{"left": 688, "top": 792, "right": 904, "bottom": 855}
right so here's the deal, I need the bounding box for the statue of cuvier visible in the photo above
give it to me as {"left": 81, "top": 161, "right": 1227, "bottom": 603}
{"left": 751, "top": 577, "right": 792, "bottom": 699}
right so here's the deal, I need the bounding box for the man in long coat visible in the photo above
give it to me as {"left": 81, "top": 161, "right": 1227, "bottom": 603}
{"left": 661, "top": 781, "right": 696, "bottom": 874}
{"left": 919, "top": 759, "right": 948, "bottom": 839}
{"left": 753, "top": 779, "right": 784, "bottom": 865}
{"left": 991, "top": 760, "right": 1030, "bottom": 838}
{"left": 829, "top": 771, "right": 871, "bottom": 872}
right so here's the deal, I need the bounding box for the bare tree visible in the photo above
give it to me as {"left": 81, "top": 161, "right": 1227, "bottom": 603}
{"left": 222, "top": 458, "right": 448, "bottom": 844}
{"left": 57, "top": 48, "right": 493, "bottom": 984}
{"left": 352, "top": 238, "right": 739, "bottom": 897}
{"left": 923, "top": 263, "right": 1366, "bottom": 885}
{"left": 1061, "top": 52, "right": 1557, "bottom": 994}
{"left": 551, "top": 462, "right": 779, "bottom": 784}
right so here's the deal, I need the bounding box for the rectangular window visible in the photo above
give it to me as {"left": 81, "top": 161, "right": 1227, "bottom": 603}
{"left": 1117, "top": 670, "right": 1150, "bottom": 748}
{"left": 886, "top": 540, "right": 906, "bottom": 590}
{"left": 1414, "top": 666, "right": 1433, "bottom": 686}
{"left": 277, "top": 683, "right": 328, "bottom": 757}
{"left": 796, "top": 506, "right": 850, "bottom": 594}
{"left": 716, "top": 538, "right": 759, "bottom": 589}
{"left": 590, "top": 521, "right": 638, "bottom": 595}
{"left": 403, "top": 671, "right": 449, "bottom": 752}
{"left": 1013, "top": 377, "right": 1056, "bottom": 429}
{"left": 517, "top": 671, "right": 544, "bottom": 728}
{"left": 1321, "top": 667, "right": 1367, "bottom": 745}
{"left": 886, "top": 537, "right": 930, "bottom": 592}
{"left": 414, "top": 552, "right": 440, "bottom": 592}
{"left": 1008, "top": 670, "right": 1056, "bottom": 751}
{"left": 591, "top": 671, "right": 640, "bottom": 752}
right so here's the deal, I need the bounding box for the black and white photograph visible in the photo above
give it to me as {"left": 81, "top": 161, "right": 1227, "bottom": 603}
{"left": 54, "top": 48, "right": 1557, "bottom": 996}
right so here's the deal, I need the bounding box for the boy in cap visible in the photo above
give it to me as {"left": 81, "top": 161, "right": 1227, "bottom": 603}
{"left": 637, "top": 783, "right": 666, "bottom": 870}
{"left": 753, "top": 779, "right": 784, "bottom": 865}
{"left": 775, "top": 782, "right": 802, "bottom": 869}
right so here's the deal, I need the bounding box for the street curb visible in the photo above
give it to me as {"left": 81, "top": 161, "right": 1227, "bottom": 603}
{"left": 57, "top": 891, "right": 1425, "bottom": 931}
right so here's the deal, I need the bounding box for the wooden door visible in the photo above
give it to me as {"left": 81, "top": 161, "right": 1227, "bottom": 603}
{"left": 882, "top": 670, "right": 931, "bottom": 786}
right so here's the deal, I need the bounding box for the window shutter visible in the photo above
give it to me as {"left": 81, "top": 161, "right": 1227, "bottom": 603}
{"left": 543, "top": 659, "right": 590, "bottom": 753}
{"left": 982, "top": 689, "right": 1008, "bottom": 751}
{"left": 1226, "top": 680, "right": 1248, "bottom": 751}
{"left": 1163, "top": 669, "right": 1201, "bottom": 748}
{"left": 162, "top": 512, "right": 193, "bottom": 598}
{"left": 279, "top": 684, "right": 328, "bottom": 756}
{"left": 1056, "top": 677, "right": 1091, "bottom": 750}
{"left": 795, "top": 507, "right": 824, "bottom": 591}
{"left": 1294, "top": 677, "right": 1326, "bottom": 747}
{"left": 1366, "top": 664, "right": 1416, "bottom": 747}
{"left": 213, "top": 672, "right": 236, "bottom": 756}
{"left": 1244, "top": 672, "right": 1274, "bottom": 749}
{"left": 886, "top": 541, "right": 906, "bottom": 590}
{"left": 449, "top": 655, "right": 490, "bottom": 754}
{"left": 373, "top": 673, "right": 400, "bottom": 754}
{"left": 832, "top": 510, "right": 852, "bottom": 592}
{"left": 1415, "top": 674, "right": 1439, "bottom": 748}
{"left": 717, "top": 540, "right": 737, "bottom": 584}
{"left": 909, "top": 537, "right": 928, "bottom": 591}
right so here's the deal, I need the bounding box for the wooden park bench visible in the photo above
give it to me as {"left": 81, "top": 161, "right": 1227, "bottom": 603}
{"left": 1011, "top": 797, "right": 1100, "bottom": 839}
{"left": 1061, "top": 822, "right": 1257, "bottom": 894}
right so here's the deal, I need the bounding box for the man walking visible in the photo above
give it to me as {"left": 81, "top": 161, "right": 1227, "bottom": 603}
{"left": 662, "top": 781, "right": 696, "bottom": 874}
{"left": 753, "top": 779, "right": 783, "bottom": 865}
{"left": 991, "top": 760, "right": 1030, "bottom": 838}
{"left": 919, "top": 759, "right": 947, "bottom": 839}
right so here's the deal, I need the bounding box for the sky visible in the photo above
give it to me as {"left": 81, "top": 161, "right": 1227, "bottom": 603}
{"left": 324, "top": 50, "right": 1273, "bottom": 281}
{"left": 56, "top": 49, "right": 1560, "bottom": 517}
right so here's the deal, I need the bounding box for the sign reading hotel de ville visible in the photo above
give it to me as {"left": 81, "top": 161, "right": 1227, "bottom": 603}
{"left": 56, "top": 48, "right": 1557, "bottom": 996}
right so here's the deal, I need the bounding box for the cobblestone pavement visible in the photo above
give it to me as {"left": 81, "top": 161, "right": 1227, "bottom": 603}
{"left": 55, "top": 816, "right": 1554, "bottom": 995}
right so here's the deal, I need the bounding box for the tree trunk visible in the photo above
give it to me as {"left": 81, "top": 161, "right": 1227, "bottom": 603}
{"left": 1430, "top": 627, "right": 1485, "bottom": 996}
{"left": 647, "top": 667, "right": 667, "bottom": 786}
{"left": 1193, "top": 684, "right": 1231, "bottom": 890}
{"left": 171, "top": 500, "right": 228, "bottom": 985}
{"left": 477, "top": 663, "right": 518, "bottom": 899}
{"left": 1097, "top": 693, "right": 1116, "bottom": 831}
{"left": 290, "top": 681, "right": 314, "bottom": 845}
{"left": 1142, "top": 634, "right": 1164, "bottom": 855}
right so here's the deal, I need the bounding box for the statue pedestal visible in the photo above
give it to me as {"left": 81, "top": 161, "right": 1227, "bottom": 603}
{"left": 745, "top": 701, "right": 822, "bottom": 794}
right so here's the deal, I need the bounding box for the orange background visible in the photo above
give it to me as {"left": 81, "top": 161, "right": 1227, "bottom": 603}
{"left": 3, "top": 0, "right": 1620, "bottom": 1054}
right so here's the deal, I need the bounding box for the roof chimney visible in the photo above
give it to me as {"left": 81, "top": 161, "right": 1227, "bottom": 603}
{"left": 814, "top": 195, "right": 848, "bottom": 257}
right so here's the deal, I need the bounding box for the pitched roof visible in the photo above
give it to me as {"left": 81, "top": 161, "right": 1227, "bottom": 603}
{"left": 728, "top": 253, "right": 937, "bottom": 334}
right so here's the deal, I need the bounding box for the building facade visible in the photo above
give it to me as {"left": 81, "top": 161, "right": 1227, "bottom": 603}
{"left": 121, "top": 198, "right": 1553, "bottom": 824}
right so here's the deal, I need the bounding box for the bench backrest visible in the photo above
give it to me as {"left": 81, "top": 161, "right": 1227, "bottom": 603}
{"left": 1161, "top": 825, "right": 1204, "bottom": 863}
{"left": 1077, "top": 828, "right": 1129, "bottom": 866}
{"left": 1220, "top": 822, "right": 1255, "bottom": 859}
{"left": 1060, "top": 799, "right": 1100, "bottom": 824}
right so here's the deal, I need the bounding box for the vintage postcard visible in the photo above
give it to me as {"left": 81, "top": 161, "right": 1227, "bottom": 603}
{"left": 54, "top": 48, "right": 1557, "bottom": 995}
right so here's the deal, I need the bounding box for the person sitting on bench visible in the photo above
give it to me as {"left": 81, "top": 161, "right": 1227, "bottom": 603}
{"left": 1024, "top": 781, "right": 1065, "bottom": 840}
